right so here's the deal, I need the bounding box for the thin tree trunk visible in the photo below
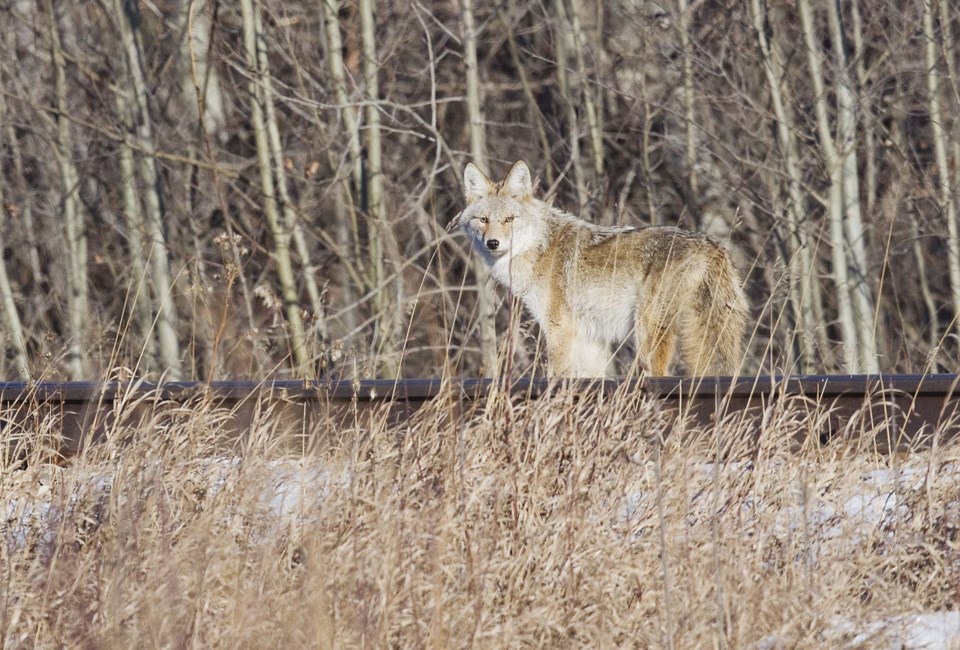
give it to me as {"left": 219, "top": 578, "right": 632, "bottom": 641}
{"left": 568, "top": 0, "right": 604, "bottom": 179}
{"left": 0, "top": 254, "right": 28, "bottom": 380}
{"left": 639, "top": 75, "right": 661, "bottom": 225}
{"left": 359, "top": 0, "right": 399, "bottom": 376}
{"left": 179, "top": 0, "right": 222, "bottom": 352}
{"left": 5, "top": 125, "right": 42, "bottom": 286}
{"left": 677, "top": 0, "right": 699, "bottom": 200}
{"left": 3, "top": 71, "right": 52, "bottom": 341}
{"left": 797, "top": 0, "right": 861, "bottom": 373}
{"left": 46, "top": 0, "right": 87, "bottom": 379}
{"left": 115, "top": 0, "right": 183, "bottom": 379}
{"left": 825, "top": 0, "right": 878, "bottom": 373}
{"left": 319, "top": 0, "right": 363, "bottom": 336}
{"left": 911, "top": 214, "right": 940, "bottom": 364}
{"left": 183, "top": 0, "right": 258, "bottom": 347}
{"left": 552, "top": 0, "right": 588, "bottom": 209}
{"left": 462, "top": 0, "right": 499, "bottom": 377}
{"left": 885, "top": 86, "right": 940, "bottom": 366}
{"left": 180, "top": 0, "right": 226, "bottom": 142}
{"left": 0, "top": 89, "right": 29, "bottom": 380}
{"left": 321, "top": 0, "right": 363, "bottom": 197}
{"left": 239, "top": 0, "right": 311, "bottom": 376}
{"left": 751, "top": 0, "right": 818, "bottom": 372}
{"left": 849, "top": 2, "right": 876, "bottom": 218}
{"left": 14, "top": 0, "right": 35, "bottom": 56}
{"left": 115, "top": 89, "right": 157, "bottom": 372}
{"left": 924, "top": 0, "right": 960, "bottom": 336}
{"left": 251, "top": 5, "right": 324, "bottom": 332}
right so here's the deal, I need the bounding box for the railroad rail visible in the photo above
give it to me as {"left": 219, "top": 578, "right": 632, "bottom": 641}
{"left": 1, "top": 374, "right": 959, "bottom": 457}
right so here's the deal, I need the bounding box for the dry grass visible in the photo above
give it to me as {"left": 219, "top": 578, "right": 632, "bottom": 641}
{"left": 2, "top": 382, "right": 960, "bottom": 648}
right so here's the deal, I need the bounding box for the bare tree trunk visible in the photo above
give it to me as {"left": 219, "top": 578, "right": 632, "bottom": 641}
{"left": 911, "top": 211, "right": 940, "bottom": 363}
{"left": 115, "top": 89, "right": 158, "bottom": 372}
{"left": 462, "top": 0, "right": 499, "bottom": 377}
{"left": 182, "top": 0, "right": 258, "bottom": 351}
{"left": 750, "top": 0, "right": 818, "bottom": 372}
{"left": 5, "top": 132, "right": 42, "bottom": 289}
{"left": 639, "top": 75, "right": 661, "bottom": 226}
{"left": 250, "top": 4, "right": 324, "bottom": 334}
{"left": 797, "top": 0, "right": 861, "bottom": 373}
{"left": 180, "top": 0, "right": 226, "bottom": 143}
{"left": 849, "top": 2, "right": 876, "bottom": 218}
{"left": 0, "top": 253, "right": 28, "bottom": 381}
{"left": 359, "top": 0, "right": 399, "bottom": 376}
{"left": 885, "top": 86, "right": 940, "bottom": 366}
{"left": 114, "top": 0, "right": 183, "bottom": 379}
{"left": 677, "top": 0, "right": 699, "bottom": 200}
{"left": 321, "top": 0, "right": 363, "bottom": 197}
{"left": 239, "top": 0, "right": 310, "bottom": 376}
{"left": 825, "top": 0, "right": 878, "bottom": 373}
{"left": 0, "top": 89, "right": 29, "bottom": 380}
{"left": 319, "top": 0, "right": 363, "bottom": 337}
{"left": 568, "top": 0, "right": 604, "bottom": 180}
{"left": 46, "top": 0, "right": 88, "bottom": 379}
{"left": 552, "top": 0, "right": 588, "bottom": 208}
{"left": 13, "top": 0, "right": 35, "bottom": 56}
{"left": 924, "top": 0, "right": 960, "bottom": 336}
{"left": 929, "top": 0, "right": 960, "bottom": 365}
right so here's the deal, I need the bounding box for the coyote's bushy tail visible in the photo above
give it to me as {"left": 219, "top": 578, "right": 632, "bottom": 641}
{"left": 680, "top": 253, "right": 749, "bottom": 376}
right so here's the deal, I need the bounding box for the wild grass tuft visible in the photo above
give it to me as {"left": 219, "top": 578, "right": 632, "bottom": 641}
{"left": 2, "top": 381, "right": 959, "bottom": 647}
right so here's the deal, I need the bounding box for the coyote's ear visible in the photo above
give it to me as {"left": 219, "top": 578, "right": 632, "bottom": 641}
{"left": 463, "top": 163, "right": 492, "bottom": 204}
{"left": 503, "top": 161, "right": 533, "bottom": 199}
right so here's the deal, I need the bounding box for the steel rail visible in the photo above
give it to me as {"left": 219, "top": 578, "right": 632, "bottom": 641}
{"left": 1, "top": 374, "right": 959, "bottom": 455}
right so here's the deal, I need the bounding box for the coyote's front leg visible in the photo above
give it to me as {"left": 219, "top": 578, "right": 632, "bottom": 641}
{"left": 543, "top": 314, "right": 576, "bottom": 377}
{"left": 544, "top": 315, "right": 610, "bottom": 377}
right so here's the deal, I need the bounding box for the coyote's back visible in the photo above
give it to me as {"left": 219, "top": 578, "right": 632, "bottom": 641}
{"left": 450, "top": 160, "right": 749, "bottom": 377}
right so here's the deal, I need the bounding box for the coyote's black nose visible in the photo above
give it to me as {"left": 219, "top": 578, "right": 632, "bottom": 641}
{"left": 486, "top": 239, "right": 500, "bottom": 251}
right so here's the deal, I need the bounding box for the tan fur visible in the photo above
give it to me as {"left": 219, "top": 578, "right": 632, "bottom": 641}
{"left": 449, "top": 161, "right": 749, "bottom": 377}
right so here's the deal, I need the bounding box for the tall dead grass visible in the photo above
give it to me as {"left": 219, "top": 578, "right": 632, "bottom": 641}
{"left": 2, "top": 382, "right": 959, "bottom": 648}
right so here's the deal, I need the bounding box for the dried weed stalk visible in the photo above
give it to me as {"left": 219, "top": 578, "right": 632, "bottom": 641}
{"left": 2, "top": 384, "right": 959, "bottom": 648}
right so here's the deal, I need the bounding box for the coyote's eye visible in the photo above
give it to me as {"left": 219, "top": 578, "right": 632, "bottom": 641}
{"left": 505, "top": 216, "right": 515, "bottom": 223}
{"left": 479, "top": 216, "right": 489, "bottom": 224}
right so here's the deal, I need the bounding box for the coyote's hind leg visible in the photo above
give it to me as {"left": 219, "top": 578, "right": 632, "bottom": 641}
{"left": 636, "top": 323, "right": 675, "bottom": 377}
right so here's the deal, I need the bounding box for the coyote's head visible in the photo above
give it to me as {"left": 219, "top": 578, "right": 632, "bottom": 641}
{"left": 449, "top": 160, "right": 543, "bottom": 261}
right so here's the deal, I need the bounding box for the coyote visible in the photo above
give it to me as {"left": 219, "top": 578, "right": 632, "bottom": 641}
{"left": 449, "top": 160, "right": 749, "bottom": 377}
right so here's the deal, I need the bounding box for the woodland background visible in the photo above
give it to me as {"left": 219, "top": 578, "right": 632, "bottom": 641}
{"left": 1, "top": 0, "right": 959, "bottom": 381}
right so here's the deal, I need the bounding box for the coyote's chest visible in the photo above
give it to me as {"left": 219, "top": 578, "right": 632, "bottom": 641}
{"left": 488, "top": 243, "right": 636, "bottom": 343}
{"left": 489, "top": 250, "right": 553, "bottom": 324}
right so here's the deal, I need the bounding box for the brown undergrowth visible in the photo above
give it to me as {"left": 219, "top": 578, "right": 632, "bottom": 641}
{"left": 2, "top": 382, "right": 959, "bottom": 648}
